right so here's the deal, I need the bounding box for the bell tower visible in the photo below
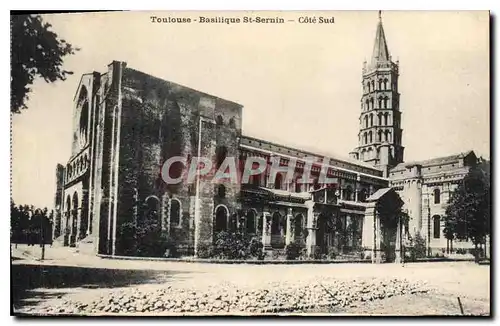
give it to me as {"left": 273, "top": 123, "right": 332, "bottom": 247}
{"left": 350, "top": 11, "right": 404, "bottom": 177}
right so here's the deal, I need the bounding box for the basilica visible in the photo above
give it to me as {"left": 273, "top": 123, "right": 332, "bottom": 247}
{"left": 52, "top": 14, "right": 477, "bottom": 262}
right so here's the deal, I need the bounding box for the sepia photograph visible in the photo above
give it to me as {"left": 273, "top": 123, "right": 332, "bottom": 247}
{"left": 10, "top": 10, "right": 490, "bottom": 316}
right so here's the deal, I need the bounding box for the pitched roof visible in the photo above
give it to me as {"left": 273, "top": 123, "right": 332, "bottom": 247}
{"left": 391, "top": 150, "right": 475, "bottom": 171}
{"left": 366, "top": 187, "right": 393, "bottom": 202}
{"left": 371, "top": 13, "right": 391, "bottom": 67}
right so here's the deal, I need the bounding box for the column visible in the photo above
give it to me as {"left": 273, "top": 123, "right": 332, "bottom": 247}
{"left": 262, "top": 211, "right": 271, "bottom": 250}
{"left": 76, "top": 207, "right": 82, "bottom": 242}
{"left": 362, "top": 202, "right": 381, "bottom": 262}
{"left": 355, "top": 174, "right": 361, "bottom": 202}
{"left": 266, "top": 157, "right": 274, "bottom": 189}
{"left": 374, "top": 213, "right": 382, "bottom": 263}
{"left": 285, "top": 208, "right": 294, "bottom": 246}
{"left": 162, "top": 193, "right": 169, "bottom": 232}
{"left": 395, "top": 215, "right": 402, "bottom": 263}
{"left": 83, "top": 190, "right": 91, "bottom": 236}
{"left": 305, "top": 200, "right": 316, "bottom": 257}
{"left": 63, "top": 211, "right": 69, "bottom": 246}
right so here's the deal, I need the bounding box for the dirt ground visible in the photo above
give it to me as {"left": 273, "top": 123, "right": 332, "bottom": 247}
{"left": 11, "top": 245, "right": 490, "bottom": 316}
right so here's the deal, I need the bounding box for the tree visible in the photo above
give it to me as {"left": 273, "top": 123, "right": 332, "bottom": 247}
{"left": 11, "top": 14, "right": 78, "bottom": 113}
{"left": 444, "top": 159, "right": 490, "bottom": 261}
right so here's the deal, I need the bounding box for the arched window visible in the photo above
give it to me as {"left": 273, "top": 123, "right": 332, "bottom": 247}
{"left": 384, "top": 113, "right": 388, "bottom": 125}
{"left": 358, "top": 189, "right": 368, "bottom": 202}
{"left": 216, "top": 115, "right": 224, "bottom": 126}
{"left": 363, "top": 133, "right": 368, "bottom": 145}
{"left": 344, "top": 186, "right": 353, "bottom": 201}
{"left": 228, "top": 117, "right": 236, "bottom": 128}
{"left": 383, "top": 78, "right": 388, "bottom": 90}
{"left": 77, "top": 87, "right": 89, "bottom": 147}
{"left": 246, "top": 210, "right": 256, "bottom": 234}
{"left": 371, "top": 80, "right": 375, "bottom": 91}
{"left": 367, "top": 82, "right": 371, "bottom": 93}
{"left": 365, "top": 99, "right": 370, "bottom": 110}
{"left": 294, "top": 214, "right": 303, "bottom": 237}
{"left": 368, "top": 131, "right": 373, "bottom": 143}
{"left": 384, "top": 96, "right": 389, "bottom": 109}
{"left": 80, "top": 102, "right": 89, "bottom": 146}
{"left": 169, "top": 198, "right": 180, "bottom": 226}
{"left": 378, "top": 130, "right": 383, "bottom": 142}
{"left": 295, "top": 179, "right": 302, "bottom": 192}
{"left": 275, "top": 173, "right": 283, "bottom": 190}
{"left": 144, "top": 196, "right": 160, "bottom": 221}
{"left": 251, "top": 174, "right": 260, "bottom": 187}
{"left": 434, "top": 188, "right": 441, "bottom": 204}
{"left": 214, "top": 205, "right": 228, "bottom": 233}
{"left": 378, "top": 79, "right": 382, "bottom": 90}
{"left": 378, "top": 97, "right": 382, "bottom": 109}
{"left": 378, "top": 113, "right": 382, "bottom": 126}
{"left": 217, "top": 184, "right": 226, "bottom": 198}
{"left": 433, "top": 215, "right": 441, "bottom": 238}
{"left": 370, "top": 98, "right": 374, "bottom": 110}
{"left": 271, "top": 212, "right": 281, "bottom": 235}
{"left": 364, "top": 115, "right": 368, "bottom": 128}
{"left": 215, "top": 146, "right": 227, "bottom": 170}
{"left": 369, "top": 113, "right": 373, "bottom": 126}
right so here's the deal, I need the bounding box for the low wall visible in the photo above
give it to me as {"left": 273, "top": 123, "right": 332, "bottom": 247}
{"left": 97, "top": 254, "right": 476, "bottom": 264}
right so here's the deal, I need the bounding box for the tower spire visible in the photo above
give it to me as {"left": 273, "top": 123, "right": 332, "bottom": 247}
{"left": 371, "top": 11, "right": 390, "bottom": 67}
{"left": 351, "top": 11, "right": 404, "bottom": 174}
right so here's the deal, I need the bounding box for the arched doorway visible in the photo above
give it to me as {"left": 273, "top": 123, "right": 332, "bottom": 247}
{"left": 169, "top": 198, "right": 181, "bottom": 227}
{"left": 271, "top": 212, "right": 283, "bottom": 247}
{"left": 64, "top": 195, "right": 71, "bottom": 246}
{"left": 294, "top": 214, "right": 304, "bottom": 238}
{"left": 246, "top": 210, "right": 256, "bottom": 234}
{"left": 71, "top": 192, "right": 79, "bottom": 246}
{"left": 214, "top": 205, "right": 228, "bottom": 233}
{"left": 316, "top": 214, "right": 327, "bottom": 254}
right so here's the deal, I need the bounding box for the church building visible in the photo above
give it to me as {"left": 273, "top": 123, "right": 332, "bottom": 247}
{"left": 52, "top": 14, "right": 477, "bottom": 262}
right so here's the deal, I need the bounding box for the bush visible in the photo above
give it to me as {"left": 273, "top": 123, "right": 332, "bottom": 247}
{"left": 313, "top": 246, "right": 323, "bottom": 260}
{"left": 213, "top": 231, "right": 250, "bottom": 259}
{"left": 327, "top": 247, "right": 339, "bottom": 260}
{"left": 196, "top": 242, "right": 214, "bottom": 258}
{"left": 434, "top": 251, "right": 444, "bottom": 258}
{"left": 163, "top": 237, "right": 178, "bottom": 258}
{"left": 247, "top": 237, "right": 265, "bottom": 259}
{"left": 285, "top": 240, "right": 302, "bottom": 260}
{"left": 406, "top": 232, "right": 427, "bottom": 261}
{"left": 118, "top": 215, "right": 177, "bottom": 258}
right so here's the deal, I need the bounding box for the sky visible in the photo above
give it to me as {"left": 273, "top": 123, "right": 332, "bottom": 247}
{"left": 11, "top": 11, "right": 490, "bottom": 208}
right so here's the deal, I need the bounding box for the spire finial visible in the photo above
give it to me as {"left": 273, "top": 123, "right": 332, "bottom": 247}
{"left": 378, "top": 10, "right": 382, "bottom": 21}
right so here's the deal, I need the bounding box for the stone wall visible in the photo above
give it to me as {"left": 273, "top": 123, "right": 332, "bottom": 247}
{"left": 110, "top": 66, "right": 243, "bottom": 256}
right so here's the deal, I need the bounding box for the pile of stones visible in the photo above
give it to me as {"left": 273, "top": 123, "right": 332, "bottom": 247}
{"left": 44, "top": 277, "right": 431, "bottom": 315}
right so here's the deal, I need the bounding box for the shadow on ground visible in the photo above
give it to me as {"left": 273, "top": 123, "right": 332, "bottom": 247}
{"left": 11, "top": 263, "right": 191, "bottom": 312}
